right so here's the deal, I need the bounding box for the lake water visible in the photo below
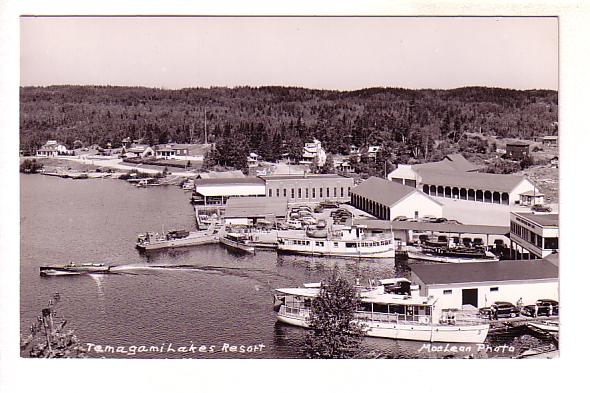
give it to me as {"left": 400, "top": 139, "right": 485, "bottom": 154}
{"left": 20, "top": 175, "right": 551, "bottom": 359}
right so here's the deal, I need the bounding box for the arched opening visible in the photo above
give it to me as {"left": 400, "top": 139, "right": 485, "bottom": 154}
{"left": 484, "top": 191, "right": 492, "bottom": 203}
{"left": 452, "top": 187, "right": 460, "bottom": 199}
{"left": 468, "top": 189, "right": 475, "bottom": 201}
{"left": 430, "top": 185, "right": 436, "bottom": 195}
{"left": 476, "top": 190, "right": 483, "bottom": 202}
{"left": 492, "top": 191, "right": 501, "bottom": 204}
{"left": 459, "top": 188, "right": 467, "bottom": 200}
{"left": 501, "top": 192, "right": 509, "bottom": 205}
{"left": 437, "top": 186, "right": 444, "bottom": 197}
{"left": 444, "top": 186, "right": 452, "bottom": 198}
{"left": 423, "top": 184, "right": 430, "bottom": 194}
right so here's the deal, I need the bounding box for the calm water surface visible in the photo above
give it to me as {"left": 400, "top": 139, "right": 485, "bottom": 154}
{"left": 20, "top": 175, "right": 550, "bottom": 358}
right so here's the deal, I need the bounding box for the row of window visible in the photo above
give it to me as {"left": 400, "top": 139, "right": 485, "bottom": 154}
{"left": 268, "top": 187, "right": 351, "bottom": 199}
{"left": 442, "top": 287, "right": 499, "bottom": 295}
{"left": 287, "top": 239, "right": 392, "bottom": 248}
{"left": 511, "top": 221, "right": 559, "bottom": 250}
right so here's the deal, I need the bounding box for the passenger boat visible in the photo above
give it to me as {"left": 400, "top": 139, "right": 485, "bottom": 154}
{"left": 219, "top": 232, "right": 256, "bottom": 253}
{"left": 40, "top": 263, "right": 111, "bottom": 276}
{"left": 277, "top": 224, "right": 395, "bottom": 259}
{"left": 407, "top": 245, "right": 499, "bottom": 263}
{"left": 136, "top": 227, "right": 218, "bottom": 251}
{"left": 273, "top": 278, "right": 489, "bottom": 343}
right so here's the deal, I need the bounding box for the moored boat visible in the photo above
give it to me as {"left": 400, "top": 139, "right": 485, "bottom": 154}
{"left": 527, "top": 320, "right": 559, "bottom": 333}
{"left": 407, "top": 245, "right": 499, "bottom": 263}
{"left": 40, "top": 263, "right": 111, "bottom": 276}
{"left": 219, "top": 232, "right": 256, "bottom": 253}
{"left": 277, "top": 224, "right": 395, "bottom": 259}
{"left": 273, "top": 278, "right": 489, "bottom": 343}
{"left": 136, "top": 227, "right": 218, "bottom": 251}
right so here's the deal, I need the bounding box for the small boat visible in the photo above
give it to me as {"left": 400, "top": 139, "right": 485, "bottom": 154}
{"left": 407, "top": 245, "right": 499, "bottom": 263}
{"left": 219, "top": 232, "right": 256, "bottom": 253}
{"left": 136, "top": 227, "right": 218, "bottom": 251}
{"left": 40, "top": 263, "right": 111, "bottom": 276}
{"left": 527, "top": 320, "right": 559, "bottom": 332}
{"left": 274, "top": 278, "right": 489, "bottom": 343}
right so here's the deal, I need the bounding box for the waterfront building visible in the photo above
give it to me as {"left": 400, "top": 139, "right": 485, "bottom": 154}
{"left": 410, "top": 259, "right": 558, "bottom": 309}
{"left": 261, "top": 173, "right": 354, "bottom": 203}
{"left": 154, "top": 143, "right": 210, "bottom": 161}
{"left": 387, "top": 154, "right": 538, "bottom": 205}
{"left": 224, "top": 197, "right": 288, "bottom": 225}
{"left": 350, "top": 176, "right": 443, "bottom": 221}
{"left": 196, "top": 170, "right": 245, "bottom": 180}
{"left": 509, "top": 212, "right": 558, "bottom": 259}
{"left": 299, "top": 139, "right": 327, "bottom": 166}
{"left": 506, "top": 142, "right": 530, "bottom": 160}
{"left": 36, "top": 140, "right": 69, "bottom": 157}
{"left": 193, "top": 177, "right": 266, "bottom": 206}
{"left": 124, "top": 144, "right": 154, "bottom": 158}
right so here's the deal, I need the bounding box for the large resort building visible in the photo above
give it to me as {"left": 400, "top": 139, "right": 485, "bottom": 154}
{"left": 350, "top": 176, "right": 443, "bottom": 220}
{"left": 261, "top": 174, "right": 354, "bottom": 203}
{"left": 387, "top": 154, "right": 539, "bottom": 205}
{"left": 509, "top": 212, "right": 559, "bottom": 259}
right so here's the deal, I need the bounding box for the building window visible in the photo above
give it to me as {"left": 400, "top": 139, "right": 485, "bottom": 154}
{"left": 319, "top": 188, "right": 323, "bottom": 198}
{"left": 312, "top": 188, "right": 316, "bottom": 198}
{"left": 327, "top": 188, "right": 330, "bottom": 197}
{"left": 334, "top": 187, "right": 337, "bottom": 197}
{"left": 443, "top": 290, "right": 452, "bottom": 295}
{"left": 348, "top": 187, "right": 351, "bottom": 197}
{"left": 291, "top": 188, "right": 295, "bottom": 199}
{"left": 298, "top": 188, "right": 302, "bottom": 199}
{"left": 305, "top": 188, "right": 309, "bottom": 199}
{"left": 544, "top": 237, "right": 559, "bottom": 250}
{"left": 268, "top": 189, "right": 272, "bottom": 197}
{"left": 283, "top": 189, "right": 287, "bottom": 197}
{"left": 340, "top": 187, "right": 344, "bottom": 197}
{"left": 490, "top": 287, "right": 499, "bottom": 292}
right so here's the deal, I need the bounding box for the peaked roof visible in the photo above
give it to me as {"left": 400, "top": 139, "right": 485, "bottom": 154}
{"left": 412, "top": 154, "right": 480, "bottom": 173}
{"left": 351, "top": 177, "right": 441, "bottom": 207}
{"left": 416, "top": 169, "right": 527, "bottom": 193}
{"left": 411, "top": 259, "right": 558, "bottom": 285}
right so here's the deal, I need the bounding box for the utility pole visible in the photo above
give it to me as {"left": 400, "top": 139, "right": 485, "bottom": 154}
{"left": 204, "top": 109, "right": 208, "bottom": 145}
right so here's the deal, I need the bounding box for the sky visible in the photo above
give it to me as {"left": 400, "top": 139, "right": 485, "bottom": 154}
{"left": 20, "top": 16, "right": 558, "bottom": 91}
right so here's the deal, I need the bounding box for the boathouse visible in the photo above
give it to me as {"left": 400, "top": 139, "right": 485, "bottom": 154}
{"left": 350, "top": 177, "right": 443, "bottom": 221}
{"left": 387, "top": 154, "right": 539, "bottom": 205}
{"left": 193, "top": 177, "right": 266, "bottom": 206}
{"left": 410, "top": 259, "right": 558, "bottom": 310}
{"left": 261, "top": 174, "right": 354, "bottom": 203}
{"left": 509, "top": 212, "right": 559, "bottom": 259}
{"left": 224, "top": 197, "right": 288, "bottom": 225}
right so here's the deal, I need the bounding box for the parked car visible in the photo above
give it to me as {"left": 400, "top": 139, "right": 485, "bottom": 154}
{"left": 320, "top": 201, "right": 340, "bottom": 209}
{"left": 521, "top": 299, "right": 559, "bottom": 317}
{"left": 479, "top": 301, "right": 520, "bottom": 319}
{"left": 300, "top": 216, "right": 317, "bottom": 225}
{"left": 434, "top": 217, "right": 448, "bottom": 223}
{"left": 393, "top": 216, "right": 408, "bottom": 221}
{"left": 421, "top": 215, "right": 437, "bottom": 222}
{"left": 287, "top": 220, "right": 302, "bottom": 229}
{"left": 531, "top": 204, "right": 552, "bottom": 212}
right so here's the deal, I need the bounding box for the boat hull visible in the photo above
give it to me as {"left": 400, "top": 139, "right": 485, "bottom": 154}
{"left": 137, "top": 234, "right": 218, "bottom": 250}
{"left": 39, "top": 264, "right": 111, "bottom": 276}
{"left": 219, "top": 236, "right": 255, "bottom": 253}
{"left": 277, "top": 310, "right": 489, "bottom": 344}
{"left": 407, "top": 250, "right": 498, "bottom": 263}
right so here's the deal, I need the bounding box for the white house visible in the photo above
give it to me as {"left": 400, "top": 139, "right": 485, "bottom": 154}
{"left": 36, "top": 140, "right": 69, "bottom": 157}
{"left": 125, "top": 145, "right": 154, "bottom": 158}
{"left": 387, "top": 154, "right": 538, "bottom": 205}
{"left": 350, "top": 176, "right": 443, "bottom": 220}
{"left": 300, "top": 139, "right": 327, "bottom": 166}
{"left": 154, "top": 143, "right": 210, "bottom": 161}
{"left": 247, "top": 152, "right": 259, "bottom": 167}
{"left": 410, "top": 259, "right": 558, "bottom": 309}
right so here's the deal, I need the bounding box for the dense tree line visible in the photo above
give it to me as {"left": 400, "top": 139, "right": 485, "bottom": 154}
{"left": 20, "top": 85, "right": 557, "bottom": 171}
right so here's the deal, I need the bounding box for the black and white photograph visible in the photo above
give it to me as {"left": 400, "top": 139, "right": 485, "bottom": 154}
{"left": 2, "top": 1, "right": 589, "bottom": 391}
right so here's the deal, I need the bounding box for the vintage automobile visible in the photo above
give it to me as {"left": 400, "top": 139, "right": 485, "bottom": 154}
{"left": 479, "top": 301, "right": 520, "bottom": 319}
{"left": 531, "top": 204, "right": 552, "bottom": 212}
{"left": 521, "top": 299, "right": 559, "bottom": 317}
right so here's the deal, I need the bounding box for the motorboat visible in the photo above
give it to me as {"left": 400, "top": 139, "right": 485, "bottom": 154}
{"left": 40, "top": 263, "right": 111, "bottom": 276}
{"left": 407, "top": 245, "right": 499, "bottom": 263}
{"left": 219, "top": 232, "right": 256, "bottom": 253}
{"left": 527, "top": 320, "right": 559, "bottom": 333}
{"left": 273, "top": 278, "right": 489, "bottom": 343}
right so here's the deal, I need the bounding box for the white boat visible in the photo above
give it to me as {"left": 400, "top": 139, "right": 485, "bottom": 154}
{"left": 40, "top": 263, "right": 111, "bottom": 276}
{"left": 407, "top": 246, "right": 499, "bottom": 263}
{"left": 136, "top": 227, "right": 218, "bottom": 251}
{"left": 274, "top": 278, "right": 489, "bottom": 344}
{"left": 527, "top": 320, "right": 559, "bottom": 333}
{"left": 219, "top": 232, "right": 256, "bottom": 253}
{"left": 277, "top": 224, "right": 395, "bottom": 259}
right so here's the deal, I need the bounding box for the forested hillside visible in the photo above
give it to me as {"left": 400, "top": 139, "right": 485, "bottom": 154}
{"left": 20, "top": 85, "right": 557, "bottom": 167}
